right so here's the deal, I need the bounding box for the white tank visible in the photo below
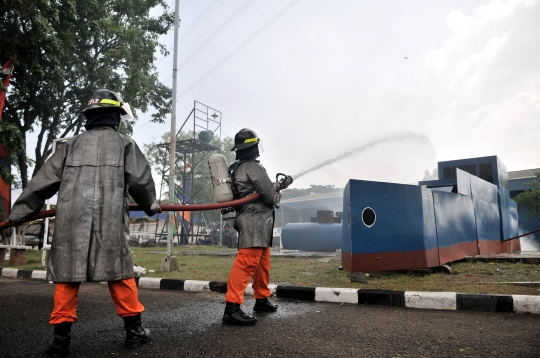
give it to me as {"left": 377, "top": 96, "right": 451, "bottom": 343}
{"left": 208, "top": 154, "right": 234, "bottom": 203}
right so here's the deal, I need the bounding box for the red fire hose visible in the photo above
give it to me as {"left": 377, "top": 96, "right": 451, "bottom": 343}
{"left": 0, "top": 193, "right": 261, "bottom": 231}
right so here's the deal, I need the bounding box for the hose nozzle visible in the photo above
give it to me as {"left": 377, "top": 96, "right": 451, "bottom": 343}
{"left": 276, "top": 173, "right": 293, "bottom": 192}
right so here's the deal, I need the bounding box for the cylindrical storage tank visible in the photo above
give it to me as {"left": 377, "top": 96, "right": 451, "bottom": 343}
{"left": 281, "top": 223, "right": 342, "bottom": 251}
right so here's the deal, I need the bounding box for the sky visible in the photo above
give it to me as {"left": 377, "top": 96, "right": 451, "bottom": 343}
{"left": 23, "top": 0, "right": 540, "bottom": 190}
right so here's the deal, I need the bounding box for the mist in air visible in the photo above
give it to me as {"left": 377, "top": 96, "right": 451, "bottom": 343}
{"left": 291, "top": 132, "right": 436, "bottom": 181}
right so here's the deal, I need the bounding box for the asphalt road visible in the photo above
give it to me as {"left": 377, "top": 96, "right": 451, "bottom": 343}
{"left": 1, "top": 277, "right": 539, "bottom": 358}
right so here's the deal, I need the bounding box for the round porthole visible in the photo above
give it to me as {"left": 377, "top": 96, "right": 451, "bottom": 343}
{"left": 362, "top": 207, "right": 376, "bottom": 227}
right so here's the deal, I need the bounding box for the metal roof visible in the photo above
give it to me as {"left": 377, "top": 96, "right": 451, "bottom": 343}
{"left": 508, "top": 168, "right": 540, "bottom": 180}
{"left": 281, "top": 191, "right": 344, "bottom": 204}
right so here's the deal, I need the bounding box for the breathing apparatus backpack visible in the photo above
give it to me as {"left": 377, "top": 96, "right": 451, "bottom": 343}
{"left": 208, "top": 154, "right": 235, "bottom": 203}
{"left": 209, "top": 154, "right": 255, "bottom": 214}
{"left": 208, "top": 153, "right": 293, "bottom": 210}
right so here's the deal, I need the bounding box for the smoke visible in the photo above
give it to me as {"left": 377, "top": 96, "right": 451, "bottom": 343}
{"left": 292, "top": 132, "right": 436, "bottom": 180}
{"left": 520, "top": 237, "right": 540, "bottom": 251}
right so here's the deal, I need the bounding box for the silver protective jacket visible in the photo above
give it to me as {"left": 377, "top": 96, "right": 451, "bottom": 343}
{"left": 9, "top": 127, "right": 158, "bottom": 282}
{"left": 232, "top": 160, "right": 280, "bottom": 249}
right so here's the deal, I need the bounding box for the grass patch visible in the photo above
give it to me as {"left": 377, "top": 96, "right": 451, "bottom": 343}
{"left": 3, "top": 247, "right": 540, "bottom": 296}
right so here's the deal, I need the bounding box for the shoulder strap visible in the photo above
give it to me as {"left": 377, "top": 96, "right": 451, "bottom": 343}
{"left": 228, "top": 159, "right": 256, "bottom": 199}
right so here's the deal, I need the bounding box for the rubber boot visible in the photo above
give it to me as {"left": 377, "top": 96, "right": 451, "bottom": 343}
{"left": 222, "top": 302, "right": 258, "bottom": 326}
{"left": 45, "top": 322, "right": 72, "bottom": 358}
{"left": 253, "top": 298, "right": 278, "bottom": 313}
{"left": 123, "top": 314, "right": 151, "bottom": 348}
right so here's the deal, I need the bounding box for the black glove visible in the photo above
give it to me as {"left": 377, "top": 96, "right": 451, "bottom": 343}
{"left": 144, "top": 202, "right": 162, "bottom": 216}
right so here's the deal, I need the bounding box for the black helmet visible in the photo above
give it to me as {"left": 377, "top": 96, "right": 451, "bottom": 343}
{"left": 83, "top": 89, "right": 127, "bottom": 114}
{"left": 230, "top": 128, "right": 259, "bottom": 151}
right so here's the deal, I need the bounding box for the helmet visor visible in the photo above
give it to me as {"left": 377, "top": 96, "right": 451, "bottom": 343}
{"left": 121, "top": 102, "right": 134, "bottom": 119}
{"left": 258, "top": 139, "right": 265, "bottom": 153}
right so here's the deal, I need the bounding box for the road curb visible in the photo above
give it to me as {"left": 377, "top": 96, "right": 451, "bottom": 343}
{"left": 3, "top": 267, "right": 540, "bottom": 314}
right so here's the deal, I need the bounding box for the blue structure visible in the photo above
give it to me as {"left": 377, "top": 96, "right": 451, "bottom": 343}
{"left": 343, "top": 156, "right": 520, "bottom": 273}
{"left": 282, "top": 223, "right": 342, "bottom": 251}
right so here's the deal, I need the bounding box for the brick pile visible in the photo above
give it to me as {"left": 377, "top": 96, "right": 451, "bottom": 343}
{"left": 9, "top": 249, "right": 28, "bottom": 265}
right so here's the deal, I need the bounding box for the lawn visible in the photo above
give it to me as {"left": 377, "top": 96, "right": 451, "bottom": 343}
{"left": 3, "top": 246, "right": 540, "bottom": 296}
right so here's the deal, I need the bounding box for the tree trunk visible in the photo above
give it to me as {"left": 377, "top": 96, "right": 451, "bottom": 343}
{"left": 16, "top": 150, "right": 28, "bottom": 189}
{"left": 0, "top": 194, "right": 12, "bottom": 244}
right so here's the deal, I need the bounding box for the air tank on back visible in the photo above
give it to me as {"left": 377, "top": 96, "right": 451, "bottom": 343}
{"left": 208, "top": 154, "right": 234, "bottom": 203}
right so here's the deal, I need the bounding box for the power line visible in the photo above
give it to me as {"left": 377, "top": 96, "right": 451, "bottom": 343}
{"left": 152, "top": 0, "right": 217, "bottom": 71}
{"left": 155, "top": 0, "right": 254, "bottom": 85}
{"left": 182, "top": 0, "right": 202, "bottom": 19}
{"left": 133, "top": 0, "right": 301, "bottom": 134}
{"left": 178, "top": 0, "right": 221, "bottom": 43}
{"left": 177, "top": 0, "right": 255, "bottom": 72}
{"left": 176, "top": 0, "right": 300, "bottom": 100}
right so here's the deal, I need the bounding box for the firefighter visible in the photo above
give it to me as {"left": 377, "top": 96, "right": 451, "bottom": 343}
{"left": 9, "top": 89, "right": 161, "bottom": 357}
{"left": 222, "top": 128, "right": 281, "bottom": 325}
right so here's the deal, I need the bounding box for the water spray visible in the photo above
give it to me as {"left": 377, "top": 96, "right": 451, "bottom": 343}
{"left": 291, "top": 132, "right": 435, "bottom": 180}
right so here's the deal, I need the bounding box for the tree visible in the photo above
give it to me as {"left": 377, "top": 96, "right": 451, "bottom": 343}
{"left": 144, "top": 131, "right": 234, "bottom": 202}
{"left": 0, "top": 120, "right": 25, "bottom": 186}
{"left": 0, "top": 0, "right": 174, "bottom": 188}
{"left": 144, "top": 131, "right": 234, "bottom": 229}
{"left": 514, "top": 173, "right": 540, "bottom": 222}
{"left": 422, "top": 168, "right": 439, "bottom": 181}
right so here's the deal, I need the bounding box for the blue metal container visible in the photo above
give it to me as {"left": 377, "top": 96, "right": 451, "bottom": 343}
{"left": 432, "top": 190, "right": 478, "bottom": 263}
{"left": 469, "top": 174, "right": 501, "bottom": 254}
{"left": 342, "top": 179, "right": 438, "bottom": 272}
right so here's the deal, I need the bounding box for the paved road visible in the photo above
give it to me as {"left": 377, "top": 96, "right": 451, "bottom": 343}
{"left": 1, "top": 277, "right": 539, "bottom": 357}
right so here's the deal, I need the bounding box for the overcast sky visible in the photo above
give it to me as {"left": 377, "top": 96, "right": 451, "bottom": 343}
{"left": 21, "top": 0, "right": 539, "bottom": 190}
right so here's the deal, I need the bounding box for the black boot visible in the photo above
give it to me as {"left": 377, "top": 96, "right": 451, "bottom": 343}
{"left": 253, "top": 298, "right": 278, "bottom": 313}
{"left": 222, "top": 302, "right": 258, "bottom": 326}
{"left": 45, "top": 322, "right": 72, "bottom": 358}
{"left": 123, "top": 314, "right": 151, "bottom": 348}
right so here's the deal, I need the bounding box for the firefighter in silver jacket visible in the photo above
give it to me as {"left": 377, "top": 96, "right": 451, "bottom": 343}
{"left": 222, "top": 128, "right": 281, "bottom": 326}
{"left": 9, "top": 89, "right": 160, "bottom": 357}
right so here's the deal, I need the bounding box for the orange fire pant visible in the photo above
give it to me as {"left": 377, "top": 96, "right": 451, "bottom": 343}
{"left": 49, "top": 278, "right": 145, "bottom": 324}
{"left": 225, "top": 247, "right": 271, "bottom": 304}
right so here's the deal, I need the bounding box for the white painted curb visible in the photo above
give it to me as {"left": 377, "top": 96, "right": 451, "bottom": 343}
{"left": 1, "top": 268, "right": 18, "bottom": 278}
{"left": 405, "top": 291, "right": 457, "bottom": 310}
{"left": 244, "top": 283, "right": 277, "bottom": 297}
{"left": 184, "top": 280, "right": 210, "bottom": 292}
{"left": 315, "top": 287, "right": 359, "bottom": 304}
{"left": 512, "top": 295, "right": 540, "bottom": 314}
{"left": 31, "top": 270, "right": 47, "bottom": 280}
{"left": 138, "top": 277, "right": 162, "bottom": 290}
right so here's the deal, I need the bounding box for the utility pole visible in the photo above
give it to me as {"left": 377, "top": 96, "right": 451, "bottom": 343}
{"left": 161, "top": 0, "right": 181, "bottom": 272}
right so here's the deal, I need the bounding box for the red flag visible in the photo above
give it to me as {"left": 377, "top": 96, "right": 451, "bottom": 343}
{"left": 0, "top": 60, "right": 14, "bottom": 120}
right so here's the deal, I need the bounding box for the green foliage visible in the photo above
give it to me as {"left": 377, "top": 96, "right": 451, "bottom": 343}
{"left": 514, "top": 173, "right": 540, "bottom": 221}
{"left": 281, "top": 185, "right": 343, "bottom": 200}
{"left": 144, "top": 131, "right": 234, "bottom": 224}
{"left": 0, "top": 121, "right": 25, "bottom": 185}
{"left": 0, "top": 0, "right": 174, "bottom": 188}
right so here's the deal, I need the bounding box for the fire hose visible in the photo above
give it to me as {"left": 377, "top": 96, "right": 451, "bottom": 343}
{"left": 0, "top": 193, "right": 261, "bottom": 231}
{"left": 2, "top": 187, "right": 538, "bottom": 242}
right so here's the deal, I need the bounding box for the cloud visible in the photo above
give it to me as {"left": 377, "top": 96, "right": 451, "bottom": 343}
{"left": 449, "top": 32, "right": 510, "bottom": 95}
{"left": 424, "top": 0, "right": 534, "bottom": 75}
